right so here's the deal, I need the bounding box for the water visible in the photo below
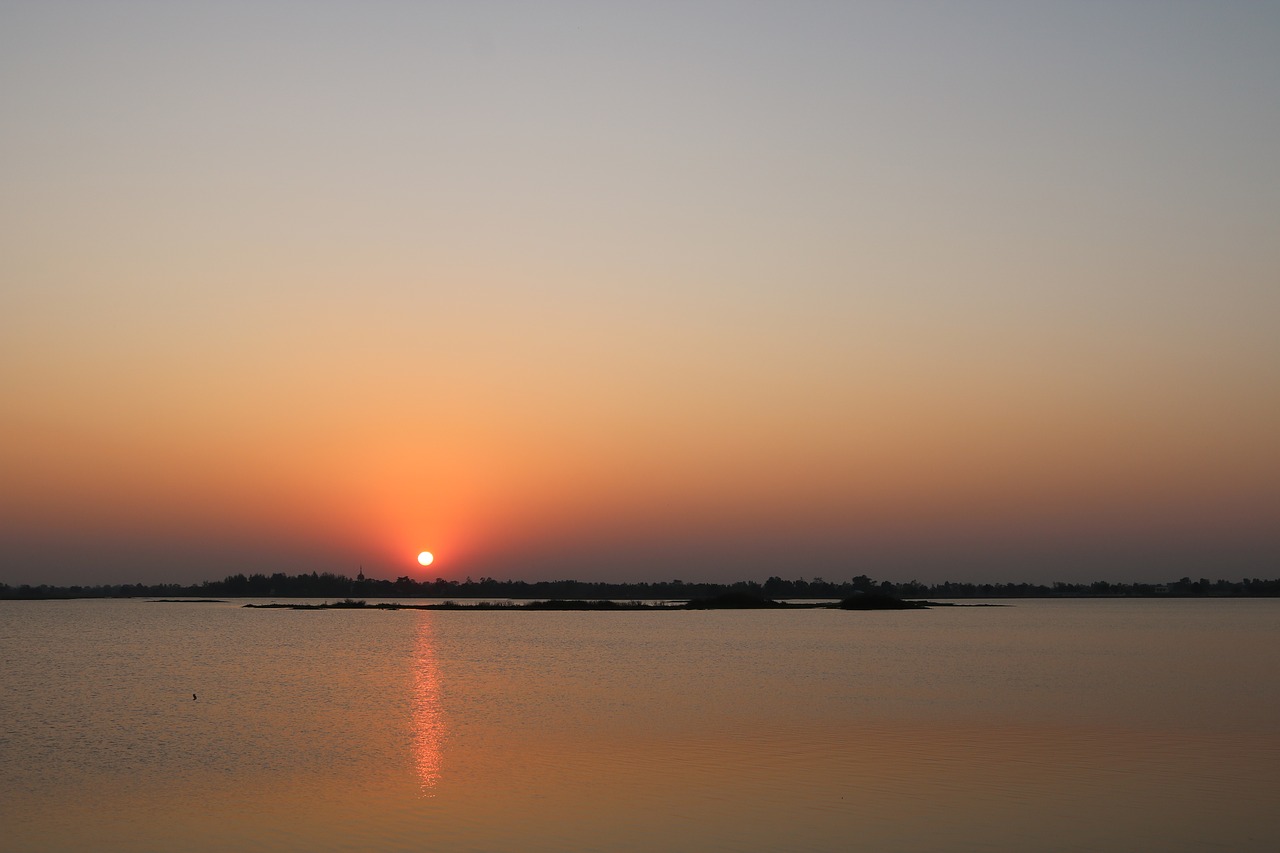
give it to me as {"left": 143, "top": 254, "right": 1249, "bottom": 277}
{"left": 2, "top": 598, "right": 1278, "bottom": 852}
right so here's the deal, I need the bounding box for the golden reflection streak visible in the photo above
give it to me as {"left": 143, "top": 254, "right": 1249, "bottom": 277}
{"left": 411, "top": 614, "right": 445, "bottom": 796}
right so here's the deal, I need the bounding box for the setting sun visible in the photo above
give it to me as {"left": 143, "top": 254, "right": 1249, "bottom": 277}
{"left": 417, "top": 551, "right": 434, "bottom": 567}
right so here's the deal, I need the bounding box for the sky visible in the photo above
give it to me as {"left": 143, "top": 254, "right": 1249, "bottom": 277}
{"left": 3, "top": 1, "right": 1278, "bottom": 587}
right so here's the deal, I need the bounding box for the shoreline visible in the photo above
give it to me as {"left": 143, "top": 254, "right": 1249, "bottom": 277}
{"left": 234, "top": 594, "right": 979, "bottom": 612}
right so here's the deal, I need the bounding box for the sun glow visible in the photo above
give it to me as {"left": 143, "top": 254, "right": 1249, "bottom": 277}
{"left": 417, "top": 551, "right": 434, "bottom": 566}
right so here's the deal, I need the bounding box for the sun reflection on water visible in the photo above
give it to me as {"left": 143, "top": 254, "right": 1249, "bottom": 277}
{"left": 411, "top": 614, "right": 445, "bottom": 796}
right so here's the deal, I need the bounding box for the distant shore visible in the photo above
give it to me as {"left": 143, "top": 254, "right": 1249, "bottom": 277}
{"left": 5, "top": 572, "right": 1277, "bottom": 601}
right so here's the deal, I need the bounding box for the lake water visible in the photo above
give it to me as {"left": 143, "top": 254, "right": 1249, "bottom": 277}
{"left": 2, "top": 598, "right": 1277, "bottom": 852}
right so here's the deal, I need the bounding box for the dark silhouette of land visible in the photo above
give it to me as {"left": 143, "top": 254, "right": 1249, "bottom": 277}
{"left": 4, "top": 572, "right": 1278, "bottom": 601}
{"left": 685, "top": 591, "right": 790, "bottom": 609}
{"left": 244, "top": 598, "right": 665, "bottom": 611}
{"left": 838, "top": 591, "right": 930, "bottom": 610}
{"left": 240, "top": 592, "right": 941, "bottom": 611}
{"left": 150, "top": 599, "right": 226, "bottom": 603}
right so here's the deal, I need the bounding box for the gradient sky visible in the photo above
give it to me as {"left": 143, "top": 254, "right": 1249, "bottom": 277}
{"left": 3, "top": 1, "right": 1278, "bottom": 587}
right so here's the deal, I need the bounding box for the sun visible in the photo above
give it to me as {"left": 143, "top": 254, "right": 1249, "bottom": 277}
{"left": 417, "top": 551, "right": 434, "bottom": 567}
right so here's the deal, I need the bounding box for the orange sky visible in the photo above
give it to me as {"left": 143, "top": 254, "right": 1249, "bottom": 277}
{"left": 2, "top": 2, "right": 1278, "bottom": 585}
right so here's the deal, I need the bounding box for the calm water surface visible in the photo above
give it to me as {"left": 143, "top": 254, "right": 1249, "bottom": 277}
{"left": 2, "top": 598, "right": 1278, "bottom": 852}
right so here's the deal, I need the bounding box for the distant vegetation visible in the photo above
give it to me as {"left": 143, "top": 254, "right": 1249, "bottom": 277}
{"left": 4, "top": 572, "right": 1278, "bottom": 601}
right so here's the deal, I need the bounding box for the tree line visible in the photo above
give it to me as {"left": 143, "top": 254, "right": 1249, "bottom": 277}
{"left": 3, "top": 572, "right": 1279, "bottom": 600}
